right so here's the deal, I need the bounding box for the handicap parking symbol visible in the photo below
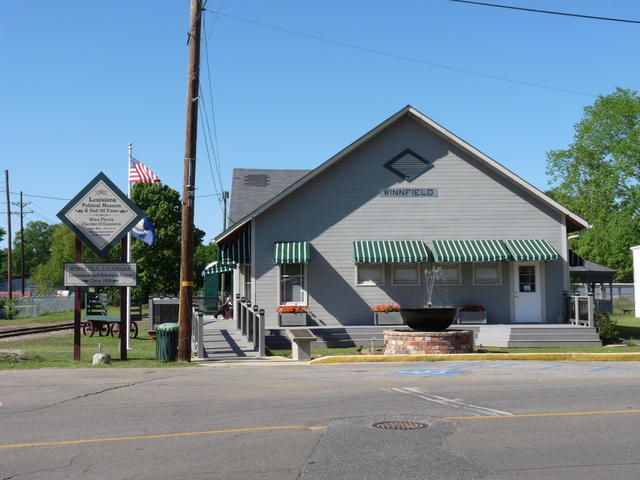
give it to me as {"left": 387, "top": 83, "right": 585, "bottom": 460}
{"left": 395, "top": 369, "right": 466, "bottom": 376}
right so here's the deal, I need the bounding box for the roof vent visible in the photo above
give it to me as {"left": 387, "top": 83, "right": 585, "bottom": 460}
{"left": 243, "top": 174, "right": 270, "bottom": 187}
{"left": 384, "top": 149, "right": 433, "bottom": 182}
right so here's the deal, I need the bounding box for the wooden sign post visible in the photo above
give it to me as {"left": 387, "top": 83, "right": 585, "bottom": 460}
{"left": 58, "top": 172, "right": 143, "bottom": 362}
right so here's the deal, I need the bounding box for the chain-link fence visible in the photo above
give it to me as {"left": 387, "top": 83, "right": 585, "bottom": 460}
{"left": 12, "top": 295, "right": 75, "bottom": 318}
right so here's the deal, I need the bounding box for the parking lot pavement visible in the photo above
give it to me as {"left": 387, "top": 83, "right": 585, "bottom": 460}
{"left": 2, "top": 361, "right": 640, "bottom": 479}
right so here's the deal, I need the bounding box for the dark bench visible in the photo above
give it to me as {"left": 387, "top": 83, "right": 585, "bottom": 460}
{"left": 622, "top": 309, "right": 632, "bottom": 315}
{"left": 82, "top": 293, "right": 140, "bottom": 338}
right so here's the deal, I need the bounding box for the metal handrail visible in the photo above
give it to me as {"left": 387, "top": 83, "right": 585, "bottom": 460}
{"left": 191, "top": 306, "right": 204, "bottom": 359}
{"left": 236, "top": 299, "right": 266, "bottom": 356}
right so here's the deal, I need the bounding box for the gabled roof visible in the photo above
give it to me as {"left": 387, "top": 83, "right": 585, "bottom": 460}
{"left": 569, "top": 249, "right": 616, "bottom": 283}
{"left": 229, "top": 168, "right": 310, "bottom": 226}
{"left": 215, "top": 105, "right": 590, "bottom": 243}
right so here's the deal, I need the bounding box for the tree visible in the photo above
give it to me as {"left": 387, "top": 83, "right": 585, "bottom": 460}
{"left": 31, "top": 224, "right": 116, "bottom": 293}
{"left": 194, "top": 241, "right": 218, "bottom": 292}
{"left": 130, "top": 183, "right": 205, "bottom": 300}
{"left": 546, "top": 88, "right": 640, "bottom": 281}
{"left": 11, "top": 221, "right": 55, "bottom": 278}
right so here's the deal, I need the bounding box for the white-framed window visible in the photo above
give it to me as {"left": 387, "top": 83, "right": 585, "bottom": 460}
{"left": 356, "top": 263, "right": 384, "bottom": 286}
{"left": 473, "top": 261, "right": 501, "bottom": 285}
{"left": 434, "top": 263, "right": 461, "bottom": 285}
{"left": 279, "top": 263, "right": 307, "bottom": 305}
{"left": 392, "top": 263, "right": 420, "bottom": 286}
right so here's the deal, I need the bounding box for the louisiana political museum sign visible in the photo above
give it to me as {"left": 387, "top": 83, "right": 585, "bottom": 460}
{"left": 57, "top": 172, "right": 144, "bottom": 361}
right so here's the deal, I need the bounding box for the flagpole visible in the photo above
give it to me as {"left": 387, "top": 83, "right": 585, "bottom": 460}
{"left": 126, "top": 142, "right": 133, "bottom": 350}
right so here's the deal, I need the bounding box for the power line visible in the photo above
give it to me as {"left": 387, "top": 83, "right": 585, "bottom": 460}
{"left": 0, "top": 188, "right": 70, "bottom": 201}
{"left": 202, "top": 11, "right": 224, "bottom": 189}
{"left": 208, "top": 10, "right": 596, "bottom": 97}
{"left": 450, "top": 1, "right": 640, "bottom": 24}
{"left": 200, "top": 16, "right": 224, "bottom": 191}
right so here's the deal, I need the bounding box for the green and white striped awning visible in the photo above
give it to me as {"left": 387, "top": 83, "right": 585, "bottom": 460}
{"left": 432, "top": 240, "right": 512, "bottom": 262}
{"left": 273, "top": 241, "right": 311, "bottom": 264}
{"left": 353, "top": 241, "right": 429, "bottom": 263}
{"left": 504, "top": 239, "right": 558, "bottom": 261}
{"left": 204, "top": 262, "right": 235, "bottom": 275}
{"left": 218, "top": 227, "right": 251, "bottom": 265}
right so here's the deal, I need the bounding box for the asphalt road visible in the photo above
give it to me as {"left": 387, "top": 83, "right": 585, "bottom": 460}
{"left": 1, "top": 360, "right": 640, "bottom": 479}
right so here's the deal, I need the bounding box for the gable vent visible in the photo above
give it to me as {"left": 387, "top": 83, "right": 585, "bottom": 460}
{"left": 243, "top": 174, "right": 270, "bottom": 187}
{"left": 384, "top": 149, "right": 433, "bottom": 182}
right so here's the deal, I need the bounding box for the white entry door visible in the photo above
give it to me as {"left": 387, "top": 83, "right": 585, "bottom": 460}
{"left": 513, "top": 262, "right": 543, "bottom": 323}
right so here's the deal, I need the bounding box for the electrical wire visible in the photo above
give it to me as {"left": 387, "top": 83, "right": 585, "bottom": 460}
{"left": 198, "top": 96, "right": 224, "bottom": 202}
{"left": 202, "top": 11, "right": 224, "bottom": 189}
{"left": 196, "top": 5, "right": 227, "bottom": 218}
{"left": 450, "top": 0, "right": 640, "bottom": 24}
{"left": 0, "top": 188, "right": 70, "bottom": 201}
{"left": 207, "top": 10, "right": 596, "bottom": 97}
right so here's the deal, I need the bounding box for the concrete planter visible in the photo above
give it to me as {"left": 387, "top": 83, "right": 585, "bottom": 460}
{"left": 458, "top": 311, "right": 487, "bottom": 324}
{"left": 279, "top": 313, "right": 308, "bottom": 327}
{"left": 373, "top": 311, "right": 404, "bottom": 325}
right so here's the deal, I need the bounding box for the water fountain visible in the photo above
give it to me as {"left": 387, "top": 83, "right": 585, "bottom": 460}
{"left": 399, "top": 264, "right": 459, "bottom": 331}
{"left": 384, "top": 263, "right": 473, "bottom": 355}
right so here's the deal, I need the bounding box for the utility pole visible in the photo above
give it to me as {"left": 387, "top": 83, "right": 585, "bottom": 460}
{"left": 222, "top": 191, "right": 229, "bottom": 230}
{"left": 11, "top": 192, "right": 32, "bottom": 296}
{"left": 177, "top": 0, "right": 202, "bottom": 361}
{"left": 4, "top": 170, "right": 12, "bottom": 300}
{"left": 220, "top": 190, "right": 230, "bottom": 300}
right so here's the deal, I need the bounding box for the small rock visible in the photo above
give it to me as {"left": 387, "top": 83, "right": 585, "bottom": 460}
{"left": 92, "top": 352, "right": 111, "bottom": 365}
{"left": 0, "top": 350, "right": 30, "bottom": 360}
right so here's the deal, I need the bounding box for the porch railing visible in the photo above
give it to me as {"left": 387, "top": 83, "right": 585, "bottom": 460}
{"left": 566, "top": 295, "right": 595, "bottom": 328}
{"left": 234, "top": 294, "right": 266, "bottom": 357}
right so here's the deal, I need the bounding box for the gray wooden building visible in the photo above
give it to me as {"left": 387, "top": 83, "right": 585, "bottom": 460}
{"left": 214, "top": 106, "right": 590, "bottom": 341}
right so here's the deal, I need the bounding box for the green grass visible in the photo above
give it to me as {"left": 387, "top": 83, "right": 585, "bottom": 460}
{"left": 1, "top": 306, "right": 149, "bottom": 328}
{"left": 614, "top": 313, "right": 640, "bottom": 343}
{"left": 0, "top": 310, "right": 74, "bottom": 327}
{"left": 0, "top": 332, "right": 192, "bottom": 370}
{"left": 268, "top": 346, "right": 370, "bottom": 358}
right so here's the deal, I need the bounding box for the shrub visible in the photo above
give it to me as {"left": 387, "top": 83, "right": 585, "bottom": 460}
{"left": 595, "top": 312, "right": 619, "bottom": 344}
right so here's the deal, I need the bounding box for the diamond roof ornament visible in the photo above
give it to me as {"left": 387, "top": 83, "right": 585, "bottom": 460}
{"left": 383, "top": 149, "right": 434, "bottom": 182}
{"left": 57, "top": 172, "right": 144, "bottom": 257}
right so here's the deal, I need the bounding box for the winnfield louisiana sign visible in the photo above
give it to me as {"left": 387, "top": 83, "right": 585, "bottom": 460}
{"left": 64, "top": 263, "right": 137, "bottom": 287}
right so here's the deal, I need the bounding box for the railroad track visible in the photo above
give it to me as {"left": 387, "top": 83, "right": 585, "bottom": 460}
{"left": 0, "top": 322, "right": 75, "bottom": 340}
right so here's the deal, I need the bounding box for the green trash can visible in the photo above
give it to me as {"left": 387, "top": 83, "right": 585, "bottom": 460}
{"left": 156, "top": 322, "right": 179, "bottom": 362}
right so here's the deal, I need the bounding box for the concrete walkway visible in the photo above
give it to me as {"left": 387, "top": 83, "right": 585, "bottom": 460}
{"left": 201, "top": 315, "right": 260, "bottom": 360}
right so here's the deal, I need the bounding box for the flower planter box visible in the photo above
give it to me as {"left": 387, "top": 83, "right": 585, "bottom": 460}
{"left": 373, "top": 311, "right": 404, "bottom": 325}
{"left": 279, "top": 313, "right": 308, "bottom": 327}
{"left": 458, "top": 311, "right": 487, "bottom": 324}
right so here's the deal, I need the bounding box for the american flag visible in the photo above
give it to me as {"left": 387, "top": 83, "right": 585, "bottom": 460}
{"left": 129, "top": 158, "right": 161, "bottom": 183}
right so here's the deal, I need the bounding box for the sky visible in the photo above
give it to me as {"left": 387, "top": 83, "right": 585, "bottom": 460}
{"left": 1, "top": 0, "right": 639, "bottom": 247}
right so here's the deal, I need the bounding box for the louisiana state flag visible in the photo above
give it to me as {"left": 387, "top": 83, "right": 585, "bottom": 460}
{"left": 131, "top": 215, "right": 156, "bottom": 245}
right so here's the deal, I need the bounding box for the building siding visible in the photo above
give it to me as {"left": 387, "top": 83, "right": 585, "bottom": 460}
{"left": 252, "top": 116, "right": 567, "bottom": 328}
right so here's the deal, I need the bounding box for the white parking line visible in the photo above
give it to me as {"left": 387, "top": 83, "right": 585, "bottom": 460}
{"left": 391, "top": 387, "right": 514, "bottom": 416}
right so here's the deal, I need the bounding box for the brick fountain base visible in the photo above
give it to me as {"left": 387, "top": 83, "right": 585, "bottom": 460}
{"left": 384, "top": 329, "right": 474, "bottom": 355}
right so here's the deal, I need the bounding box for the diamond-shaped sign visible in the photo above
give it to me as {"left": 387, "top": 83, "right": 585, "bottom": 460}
{"left": 57, "top": 172, "right": 144, "bottom": 257}
{"left": 383, "top": 149, "right": 434, "bottom": 182}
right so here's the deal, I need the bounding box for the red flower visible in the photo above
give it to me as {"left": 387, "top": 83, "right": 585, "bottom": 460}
{"left": 276, "top": 305, "right": 309, "bottom": 314}
{"left": 459, "top": 304, "right": 485, "bottom": 312}
{"left": 371, "top": 303, "right": 401, "bottom": 312}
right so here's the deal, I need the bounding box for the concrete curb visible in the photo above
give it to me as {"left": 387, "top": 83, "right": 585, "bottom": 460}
{"left": 309, "top": 352, "right": 640, "bottom": 364}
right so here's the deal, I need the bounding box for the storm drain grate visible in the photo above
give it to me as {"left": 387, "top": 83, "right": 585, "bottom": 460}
{"left": 371, "top": 421, "right": 427, "bottom": 430}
